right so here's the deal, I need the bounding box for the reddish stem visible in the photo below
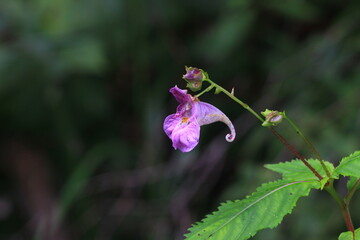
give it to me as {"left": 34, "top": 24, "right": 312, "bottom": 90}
{"left": 343, "top": 205, "right": 355, "bottom": 233}
{"left": 270, "top": 127, "right": 323, "bottom": 181}
{"left": 326, "top": 182, "right": 355, "bottom": 234}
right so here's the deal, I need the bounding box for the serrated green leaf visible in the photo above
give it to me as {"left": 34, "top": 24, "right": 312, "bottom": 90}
{"left": 185, "top": 180, "right": 319, "bottom": 240}
{"left": 333, "top": 151, "right": 360, "bottom": 178}
{"left": 347, "top": 177, "right": 360, "bottom": 192}
{"left": 319, "top": 177, "right": 330, "bottom": 190}
{"left": 338, "top": 228, "right": 360, "bottom": 240}
{"left": 265, "top": 159, "right": 334, "bottom": 181}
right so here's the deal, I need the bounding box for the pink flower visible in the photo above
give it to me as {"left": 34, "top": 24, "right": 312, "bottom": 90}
{"left": 163, "top": 86, "right": 236, "bottom": 152}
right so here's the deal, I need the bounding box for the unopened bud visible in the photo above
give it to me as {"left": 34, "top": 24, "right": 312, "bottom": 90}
{"left": 183, "top": 66, "right": 204, "bottom": 82}
{"left": 182, "top": 66, "right": 205, "bottom": 92}
{"left": 261, "top": 109, "right": 283, "bottom": 127}
{"left": 186, "top": 81, "right": 203, "bottom": 92}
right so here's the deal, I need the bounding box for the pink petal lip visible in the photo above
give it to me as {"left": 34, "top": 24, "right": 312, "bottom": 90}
{"left": 170, "top": 117, "right": 200, "bottom": 152}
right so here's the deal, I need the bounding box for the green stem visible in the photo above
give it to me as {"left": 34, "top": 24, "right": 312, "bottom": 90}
{"left": 200, "top": 79, "right": 323, "bottom": 181}
{"left": 196, "top": 75, "right": 355, "bottom": 237}
{"left": 195, "top": 84, "right": 215, "bottom": 98}
{"left": 270, "top": 127, "right": 323, "bottom": 181}
{"left": 203, "top": 79, "right": 264, "bottom": 122}
{"left": 325, "top": 181, "right": 344, "bottom": 209}
{"left": 345, "top": 178, "right": 360, "bottom": 205}
{"left": 325, "top": 182, "right": 355, "bottom": 234}
{"left": 283, "top": 115, "right": 331, "bottom": 177}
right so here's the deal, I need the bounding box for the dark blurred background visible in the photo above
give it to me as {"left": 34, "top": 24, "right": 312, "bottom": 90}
{"left": 0, "top": 0, "right": 360, "bottom": 239}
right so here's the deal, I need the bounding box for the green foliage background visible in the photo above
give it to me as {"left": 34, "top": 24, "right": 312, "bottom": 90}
{"left": 0, "top": 0, "right": 359, "bottom": 239}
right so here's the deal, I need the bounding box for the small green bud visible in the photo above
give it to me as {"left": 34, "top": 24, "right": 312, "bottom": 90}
{"left": 261, "top": 109, "right": 283, "bottom": 127}
{"left": 262, "top": 121, "right": 273, "bottom": 127}
{"left": 261, "top": 109, "right": 273, "bottom": 118}
{"left": 186, "top": 81, "right": 203, "bottom": 92}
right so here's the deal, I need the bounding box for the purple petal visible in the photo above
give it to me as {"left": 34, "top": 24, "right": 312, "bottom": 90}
{"left": 164, "top": 86, "right": 236, "bottom": 152}
{"left": 195, "top": 101, "right": 236, "bottom": 142}
{"left": 183, "top": 67, "right": 203, "bottom": 81}
{"left": 170, "top": 86, "right": 192, "bottom": 104}
{"left": 163, "top": 113, "right": 180, "bottom": 138}
{"left": 171, "top": 118, "right": 200, "bottom": 152}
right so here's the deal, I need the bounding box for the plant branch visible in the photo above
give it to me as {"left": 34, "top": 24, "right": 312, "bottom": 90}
{"left": 194, "top": 73, "right": 356, "bottom": 238}
{"left": 195, "top": 84, "right": 215, "bottom": 98}
{"left": 202, "top": 79, "right": 323, "bottom": 181}
{"left": 283, "top": 115, "right": 331, "bottom": 177}
{"left": 203, "top": 79, "right": 265, "bottom": 122}
{"left": 270, "top": 127, "right": 323, "bottom": 181}
{"left": 345, "top": 178, "right": 360, "bottom": 205}
{"left": 325, "top": 182, "right": 355, "bottom": 234}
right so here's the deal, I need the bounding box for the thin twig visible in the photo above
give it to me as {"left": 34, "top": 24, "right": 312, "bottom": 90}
{"left": 270, "top": 127, "right": 323, "bottom": 181}
{"left": 283, "top": 115, "right": 331, "bottom": 177}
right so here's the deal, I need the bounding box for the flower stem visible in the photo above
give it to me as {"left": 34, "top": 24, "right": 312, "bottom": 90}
{"left": 325, "top": 182, "right": 355, "bottom": 234}
{"left": 345, "top": 178, "right": 360, "bottom": 205}
{"left": 283, "top": 114, "right": 331, "bottom": 177}
{"left": 197, "top": 75, "right": 355, "bottom": 237}
{"left": 195, "top": 84, "right": 215, "bottom": 98}
{"left": 270, "top": 127, "right": 323, "bottom": 181}
{"left": 202, "top": 79, "right": 323, "bottom": 181}
{"left": 204, "top": 79, "right": 264, "bottom": 122}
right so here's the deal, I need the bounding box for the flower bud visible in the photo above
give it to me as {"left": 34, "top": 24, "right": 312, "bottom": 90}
{"left": 261, "top": 109, "right": 283, "bottom": 127}
{"left": 183, "top": 66, "right": 205, "bottom": 92}
{"left": 183, "top": 66, "right": 204, "bottom": 82}
{"left": 186, "top": 81, "right": 203, "bottom": 92}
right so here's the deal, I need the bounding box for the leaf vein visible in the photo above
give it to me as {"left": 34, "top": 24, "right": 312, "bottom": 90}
{"left": 206, "top": 180, "right": 314, "bottom": 238}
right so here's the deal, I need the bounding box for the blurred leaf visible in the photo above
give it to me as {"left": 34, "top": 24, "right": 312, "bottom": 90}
{"left": 57, "top": 140, "right": 128, "bottom": 222}
{"left": 0, "top": 1, "right": 25, "bottom": 20}
{"left": 34, "top": 0, "right": 74, "bottom": 35}
{"left": 0, "top": 48, "right": 16, "bottom": 94}
{"left": 58, "top": 38, "right": 105, "bottom": 72}
{"left": 262, "top": 0, "right": 319, "bottom": 20}
{"left": 196, "top": 11, "right": 254, "bottom": 61}
{"left": 64, "top": 78, "right": 110, "bottom": 122}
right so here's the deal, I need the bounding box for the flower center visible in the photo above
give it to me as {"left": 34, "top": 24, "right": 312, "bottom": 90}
{"left": 181, "top": 117, "right": 189, "bottom": 123}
